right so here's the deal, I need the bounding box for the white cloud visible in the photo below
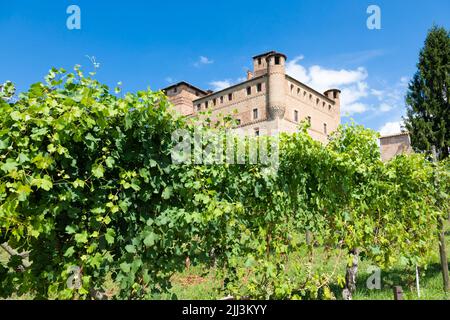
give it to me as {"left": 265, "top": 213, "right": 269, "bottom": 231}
{"left": 307, "top": 66, "right": 368, "bottom": 92}
{"left": 165, "top": 77, "right": 174, "bottom": 83}
{"left": 341, "top": 103, "right": 369, "bottom": 115}
{"left": 340, "top": 82, "right": 369, "bottom": 106}
{"left": 379, "top": 121, "right": 404, "bottom": 136}
{"left": 209, "top": 76, "right": 247, "bottom": 91}
{"left": 286, "top": 56, "right": 368, "bottom": 92}
{"left": 371, "top": 89, "right": 384, "bottom": 100}
{"left": 285, "top": 56, "right": 310, "bottom": 83}
{"left": 378, "top": 103, "right": 393, "bottom": 112}
{"left": 194, "top": 56, "right": 214, "bottom": 67}
{"left": 286, "top": 56, "right": 370, "bottom": 117}
{"left": 209, "top": 80, "right": 233, "bottom": 91}
{"left": 371, "top": 77, "right": 408, "bottom": 114}
{"left": 200, "top": 56, "right": 213, "bottom": 64}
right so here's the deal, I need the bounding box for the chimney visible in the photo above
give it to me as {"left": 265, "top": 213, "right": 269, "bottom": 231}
{"left": 247, "top": 70, "right": 253, "bottom": 80}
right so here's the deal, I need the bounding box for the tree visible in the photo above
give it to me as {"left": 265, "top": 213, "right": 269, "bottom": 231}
{"left": 404, "top": 26, "right": 450, "bottom": 160}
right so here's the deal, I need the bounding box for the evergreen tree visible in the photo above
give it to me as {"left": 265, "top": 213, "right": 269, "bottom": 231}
{"left": 404, "top": 26, "right": 450, "bottom": 160}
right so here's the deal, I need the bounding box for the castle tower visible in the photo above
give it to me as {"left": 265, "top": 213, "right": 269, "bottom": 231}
{"left": 252, "top": 52, "right": 269, "bottom": 77}
{"left": 324, "top": 89, "right": 341, "bottom": 123}
{"left": 163, "top": 51, "right": 341, "bottom": 142}
{"left": 266, "top": 52, "right": 287, "bottom": 132}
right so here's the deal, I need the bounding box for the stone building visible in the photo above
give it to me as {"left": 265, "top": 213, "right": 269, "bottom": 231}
{"left": 163, "top": 51, "right": 341, "bottom": 143}
{"left": 379, "top": 132, "right": 413, "bottom": 162}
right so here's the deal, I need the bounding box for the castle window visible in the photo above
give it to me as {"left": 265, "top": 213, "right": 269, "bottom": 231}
{"left": 294, "top": 110, "right": 299, "bottom": 122}
{"left": 254, "top": 128, "right": 260, "bottom": 136}
{"left": 173, "top": 87, "right": 177, "bottom": 93}
{"left": 328, "top": 105, "right": 332, "bottom": 111}
{"left": 247, "top": 87, "right": 252, "bottom": 96}
{"left": 213, "top": 98, "right": 217, "bottom": 106}
{"left": 228, "top": 93, "right": 233, "bottom": 101}
{"left": 297, "top": 88, "right": 301, "bottom": 95}
{"left": 307, "top": 116, "right": 311, "bottom": 125}
{"left": 197, "top": 104, "right": 201, "bottom": 111}
{"left": 323, "top": 101, "right": 326, "bottom": 108}
{"left": 205, "top": 101, "right": 208, "bottom": 108}
{"left": 316, "top": 98, "right": 320, "bottom": 105}
{"left": 195, "top": 91, "right": 199, "bottom": 96}
{"left": 324, "top": 123, "right": 327, "bottom": 134}
{"left": 274, "top": 56, "right": 280, "bottom": 65}
{"left": 220, "top": 96, "right": 224, "bottom": 104}
{"left": 253, "top": 108, "right": 259, "bottom": 120}
{"left": 290, "top": 84, "right": 294, "bottom": 93}
{"left": 257, "top": 83, "right": 262, "bottom": 92}
{"left": 258, "top": 57, "right": 262, "bottom": 65}
{"left": 303, "top": 91, "right": 307, "bottom": 97}
{"left": 309, "top": 94, "right": 312, "bottom": 100}
{"left": 333, "top": 92, "right": 338, "bottom": 99}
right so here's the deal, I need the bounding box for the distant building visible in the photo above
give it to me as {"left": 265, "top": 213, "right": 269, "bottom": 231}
{"left": 379, "top": 132, "right": 413, "bottom": 162}
{"left": 162, "top": 51, "right": 341, "bottom": 143}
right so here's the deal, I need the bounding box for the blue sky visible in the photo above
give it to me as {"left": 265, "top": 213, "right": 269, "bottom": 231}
{"left": 1, "top": 0, "right": 449, "bottom": 134}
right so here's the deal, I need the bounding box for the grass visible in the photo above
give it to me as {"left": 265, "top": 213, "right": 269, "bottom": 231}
{"left": 1, "top": 222, "right": 449, "bottom": 300}
{"left": 166, "top": 221, "right": 450, "bottom": 300}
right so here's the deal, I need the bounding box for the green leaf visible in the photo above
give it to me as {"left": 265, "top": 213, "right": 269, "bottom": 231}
{"left": 17, "top": 152, "right": 30, "bottom": 164}
{"left": 74, "top": 232, "right": 88, "bottom": 244}
{"left": 1, "top": 159, "right": 18, "bottom": 173}
{"left": 120, "top": 262, "right": 131, "bottom": 273}
{"left": 161, "top": 187, "right": 172, "bottom": 200}
{"left": 64, "top": 246, "right": 75, "bottom": 257}
{"left": 105, "top": 228, "right": 115, "bottom": 245}
{"left": 32, "top": 175, "right": 53, "bottom": 191}
{"left": 92, "top": 163, "right": 105, "bottom": 178}
{"left": 149, "top": 159, "right": 157, "bottom": 168}
{"left": 65, "top": 225, "right": 77, "bottom": 234}
{"left": 143, "top": 232, "right": 157, "bottom": 248}
{"left": 105, "top": 156, "right": 115, "bottom": 168}
{"left": 16, "top": 184, "right": 32, "bottom": 201}
{"left": 73, "top": 179, "right": 85, "bottom": 189}
{"left": 130, "top": 183, "right": 141, "bottom": 191}
{"left": 10, "top": 111, "right": 22, "bottom": 121}
{"left": 0, "top": 137, "right": 10, "bottom": 150}
{"left": 125, "top": 245, "right": 136, "bottom": 254}
{"left": 31, "top": 153, "right": 52, "bottom": 169}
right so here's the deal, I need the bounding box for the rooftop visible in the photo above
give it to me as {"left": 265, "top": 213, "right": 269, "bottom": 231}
{"left": 252, "top": 51, "right": 287, "bottom": 60}
{"left": 161, "top": 81, "right": 208, "bottom": 95}
{"left": 380, "top": 131, "right": 410, "bottom": 139}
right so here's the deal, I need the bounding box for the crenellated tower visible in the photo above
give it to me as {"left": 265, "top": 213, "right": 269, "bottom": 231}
{"left": 265, "top": 52, "right": 287, "bottom": 131}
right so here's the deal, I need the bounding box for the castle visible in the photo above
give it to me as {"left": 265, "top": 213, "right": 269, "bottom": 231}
{"left": 163, "top": 51, "right": 341, "bottom": 143}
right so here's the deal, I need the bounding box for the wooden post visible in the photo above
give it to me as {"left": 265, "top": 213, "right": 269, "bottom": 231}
{"left": 393, "top": 286, "right": 403, "bottom": 300}
{"left": 185, "top": 256, "right": 191, "bottom": 270}
{"left": 432, "top": 146, "right": 450, "bottom": 292}
{"left": 415, "top": 265, "right": 421, "bottom": 299}
{"left": 306, "top": 230, "right": 313, "bottom": 246}
{"left": 343, "top": 248, "right": 360, "bottom": 300}
{"left": 438, "top": 218, "right": 449, "bottom": 292}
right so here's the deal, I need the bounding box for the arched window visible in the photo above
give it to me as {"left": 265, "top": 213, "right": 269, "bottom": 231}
{"left": 253, "top": 108, "right": 259, "bottom": 120}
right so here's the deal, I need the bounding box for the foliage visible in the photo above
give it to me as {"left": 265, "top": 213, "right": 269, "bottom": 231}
{"left": 0, "top": 68, "right": 448, "bottom": 300}
{"left": 404, "top": 25, "right": 450, "bottom": 159}
{"left": 0, "top": 67, "right": 230, "bottom": 299}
